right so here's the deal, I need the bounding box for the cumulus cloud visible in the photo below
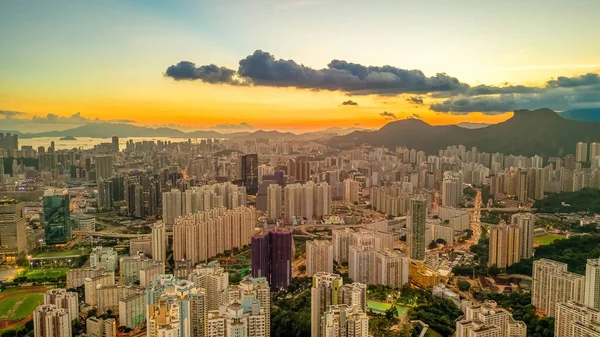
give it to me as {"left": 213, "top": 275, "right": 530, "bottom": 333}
{"left": 406, "top": 96, "right": 424, "bottom": 104}
{"left": 380, "top": 111, "right": 396, "bottom": 119}
{"left": 29, "top": 112, "right": 134, "bottom": 124}
{"left": 213, "top": 122, "right": 254, "bottom": 129}
{"left": 166, "top": 50, "right": 468, "bottom": 95}
{"left": 341, "top": 100, "right": 358, "bottom": 106}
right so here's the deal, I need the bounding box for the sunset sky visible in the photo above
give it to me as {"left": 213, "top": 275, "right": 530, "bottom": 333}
{"left": 1, "top": 0, "right": 600, "bottom": 132}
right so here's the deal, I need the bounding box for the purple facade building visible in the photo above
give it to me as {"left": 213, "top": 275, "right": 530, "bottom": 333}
{"left": 251, "top": 228, "right": 293, "bottom": 290}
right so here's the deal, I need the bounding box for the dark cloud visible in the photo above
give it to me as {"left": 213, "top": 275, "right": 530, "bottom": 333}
{"left": 341, "top": 100, "right": 358, "bottom": 106}
{"left": 165, "top": 61, "right": 241, "bottom": 84}
{"left": 213, "top": 122, "right": 254, "bottom": 129}
{"left": 166, "top": 50, "right": 469, "bottom": 95}
{"left": 406, "top": 96, "right": 424, "bottom": 104}
{"left": 380, "top": 111, "right": 397, "bottom": 119}
{"left": 546, "top": 73, "right": 600, "bottom": 88}
{"left": 0, "top": 110, "right": 28, "bottom": 119}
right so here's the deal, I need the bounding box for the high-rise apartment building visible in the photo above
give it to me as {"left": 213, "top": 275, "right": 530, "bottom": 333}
{"left": 146, "top": 276, "right": 207, "bottom": 337}
{"left": 555, "top": 301, "right": 600, "bottom": 337}
{"left": 95, "top": 155, "right": 113, "bottom": 181}
{"left": 97, "top": 179, "right": 113, "bottom": 210}
{"left": 343, "top": 179, "right": 359, "bottom": 205}
{"left": 0, "top": 198, "right": 27, "bottom": 264}
{"left": 89, "top": 246, "right": 119, "bottom": 271}
{"left": 339, "top": 283, "right": 367, "bottom": 312}
{"left": 44, "top": 288, "right": 79, "bottom": 322}
{"left": 307, "top": 240, "right": 334, "bottom": 276}
{"left": 266, "top": 184, "right": 282, "bottom": 219}
{"left": 488, "top": 221, "right": 521, "bottom": 269}
{"left": 511, "top": 213, "right": 535, "bottom": 259}
{"left": 173, "top": 206, "right": 255, "bottom": 264}
{"left": 227, "top": 277, "right": 271, "bottom": 337}
{"left": 586, "top": 258, "right": 600, "bottom": 311}
{"left": 576, "top": 142, "right": 589, "bottom": 162}
{"left": 251, "top": 229, "right": 293, "bottom": 289}
{"left": 86, "top": 317, "right": 117, "bottom": 337}
{"left": 188, "top": 263, "right": 229, "bottom": 311}
{"left": 43, "top": 190, "right": 71, "bottom": 245}
{"left": 311, "top": 272, "right": 343, "bottom": 337}
{"left": 151, "top": 221, "right": 166, "bottom": 262}
{"left": 332, "top": 227, "right": 353, "bottom": 264}
{"left": 315, "top": 182, "right": 332, "bottom": 217}
{"left": 532, "top": 258, "right": 585, "bottom": 317}
{"left": 408, "top": 197, "right": 426, "bottom": 260}
{"left": 322, "top": 305, "right": 370, "bottom": 337}
{"left": 375, "top": 250, "right": 410, "bottom": 288}
{"left": 33, "top": 304, "right": 71, "bottom": 337}
{"left": 348, "top": 245, "right": 376, "bottom": 285}
{"left": 442, "top": 171, "right": 462, "bottom": 207}
{"left": 119, "top": 253, "right": 164, "bottom": 285}
{"left": 456, "top": 300, "right": 527, "bottom": 337}
{"left": 241, "top": 154, "right": 259, "bottom": 195}
{"left": 162, "top": 188, "right": 183, "bottom": 226}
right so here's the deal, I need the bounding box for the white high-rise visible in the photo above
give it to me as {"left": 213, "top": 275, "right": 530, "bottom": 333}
{"left": 576, "top": 142, "right": 589, "bottom": 162}
{"left": 532, "top": 259, "right": 586, "bottom": 317}
{"left": 95, "top": 155, "right": 113, "bottom": 181}
{"left": 586, "top": 258, "right": 600, "bottom": 311}
{"left": 311, "top": 272, "right": 343, "bottom": 337}
{"left": 43, "top": 288, "right": 79, "bottom": 322}
{"left": 555, "top": 301, "right": 600, "bottom": 337}
{"left": 408, "top": 197, "right": 427, "bottom": 261}
{"left": 348, "top": 245, "right": 376, "bottom": 285}
{"left": 322, "top": 305, "right": 370, "bottom": 337}
{"left": 375, "top": 250, "right": 409, "bottom": 288}
{"left": 151, "top": 222, "right": 166, "bottom": 262}
{"left": 188, "top": 263, "right": 229, "bottom": 311}
{"left": 315, "top": 182, "right": 332, "bottom": 217}
{"left": 511, "top": 213, "right": 535, "bottom": 259}
{"left": 162, "top": 188, "right": 183, "bottom": 225}
{"left": 267, "top": 184, "right": 282, "bottom": 219}
{"left": 306, "top": 240, "right": 334, "bottom": 276}
{"left": 33, "top": 305, "right": 71, "bottom": 337}
{"left": 343, "top": 179, "right": 359, "bottom": 204}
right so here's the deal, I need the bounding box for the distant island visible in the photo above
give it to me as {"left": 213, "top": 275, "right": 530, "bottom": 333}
{"left": 59, "top": 136, "right": 77, "bottom": 140}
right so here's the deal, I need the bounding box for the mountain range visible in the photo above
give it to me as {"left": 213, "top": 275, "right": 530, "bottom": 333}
{"left": 0, "top": 124, "right": 364, "bottom": 140}
{"left": 328, "top": 109, "right": 600, "bottom": 158}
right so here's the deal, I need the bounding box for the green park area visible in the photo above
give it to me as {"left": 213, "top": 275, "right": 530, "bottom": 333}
{"left": 367, "top": 300, "right": 410, "bottom": 317}
{"left": 0, "top": 292, "right": 44, "bottom": 320}
{"left": 33, "top": 249, "right": 84, "bottom": 259}
{"left": 23, "top": 268, "right": 68, "bottom": 281}
{"left": 534, "top": 233, "right": 565, "bottom": 245}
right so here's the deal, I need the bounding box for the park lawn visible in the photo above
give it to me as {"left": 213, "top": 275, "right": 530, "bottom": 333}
{"left": 367, "top": 300, "right": 409, "bottom": 317}
{"left": 534, "top": 234, "right": 566, "bottom": 245}
{"left": 426, "top": 330, "right": 443, "bottom": 337}
{"left": 25, "top": 268, "right": 68, "bottom": 280}
{"left": 0, "top": 293, "right": 44, "bottom": 320}
{"left": 34, "top": 249, "right": 83, "bottom": 258}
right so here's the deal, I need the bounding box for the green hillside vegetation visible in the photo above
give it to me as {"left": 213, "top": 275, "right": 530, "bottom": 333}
{"left": 534, "top": 188, "right": 600, "bottom": 214}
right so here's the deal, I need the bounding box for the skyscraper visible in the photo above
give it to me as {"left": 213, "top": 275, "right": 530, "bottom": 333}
{"left": 97, "top": 179, "right": 113, "bottom": 210}
{"left": 576, "top": 142, "right": 589, "bottom": 162}
{"left": 241, "top": 154, "right": 259, "bottom": 195}
{"left": 511, "top": 213, "right": 535, "bottom": 259}
{"left": 375, "top": 250, "right": 410, "bottom": 288}
{"left": 43, "top": 190, "right": 71, "bottom": 245}
{"left": 266, "top": 184, "right": 282, "bottom": 219}
{"left": 0, "top": 198, "right": 27, "bottom": 264}
{"left": 162, "top": 188, "right": 182, "bottom": 226}
{"left": 322, "top": 305, "right": 370, "bottom": 337}
{"left": 442, "top": 171, "right": 461, "bottom": 207}
{"left": 348, "top": 245, "right": 375, "bottom": 285}
{"left": 311, "top": 272, "right": 343, "bottom": 337}
{"left": 151, "top": 221, "right": 166, "bottom": 262}
{"left": 33, "top": 304, "right": 71, "bottom": 337}
{"left": 532, "top": 259, "right": 586, "bottom": 317}
{"left": 306, "top": 240, "right": 334, "bottom": 276}
{"left": 111, "top": 135, "right": 119, "bottom": 153}
{"left": 315, "top": 182, "right": 332, "bottom": 217}
{"left": 408, "top": 197, "right": 426, "bottom": 260}
{"left": 95, "top": 155, "right": 113, "bottom": 181}
{"left": 488, "top": 221, "right": 521, "bottom": 269}
{"left": 251, "top": 229, "right": 293, "bottom": 290}
{"left": 43, "top": 288, "right": 79, "bottom": 322}
{"left": 586, "top": 258, "right": 600, "bottom": 311}
{"left": 343, "top": 179, "right": 359, "bottom": 204}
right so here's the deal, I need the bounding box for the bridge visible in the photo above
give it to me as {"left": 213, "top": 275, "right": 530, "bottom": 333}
{"left": 72, "top": 230, "right": 151, "bottom": 238}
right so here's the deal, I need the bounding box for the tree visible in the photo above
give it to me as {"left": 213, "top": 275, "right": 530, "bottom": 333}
{"left": 436, "top": 238, "right": 447, "bottom": 245}
{"left": 298, "top": 265, "right": 306, "bottom": 273}
{"left": 457, "top": 280, "right": 471, "bottom": 291}
{"left": 385, "top": 305, "right": 398, "bottom": 322}
{"left": 428, "top": 240, "right": 438, "bottom": 249}
{"left": 488, "top": 265, "right": 501, "bottom": 277}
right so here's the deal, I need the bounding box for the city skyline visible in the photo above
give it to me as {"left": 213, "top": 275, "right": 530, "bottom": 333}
{"left": 2, "top": 1, "right": 600, "bottom": 131}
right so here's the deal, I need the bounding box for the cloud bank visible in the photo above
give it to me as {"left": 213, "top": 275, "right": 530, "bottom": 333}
{"left": 165, "top": 50, "right": 600, "bottom": 114}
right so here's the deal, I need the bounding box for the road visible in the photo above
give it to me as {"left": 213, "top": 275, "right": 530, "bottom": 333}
{"left": 72, "top": 230, "right": 151, "bottom": 238}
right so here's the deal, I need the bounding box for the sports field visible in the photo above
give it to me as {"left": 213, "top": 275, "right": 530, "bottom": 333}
{"left": 534, "top": 233, "right": 565, "bottom": 245}
{"left": 24, "top": 268, "right": 68, "bottom": 280}
{"left": 33, "top": 249, "right": 84, "bottom": 259}
{"left": 0, "top": 290, "right": 45, "bottom": 321}
{"left": 367, "top": 300, "right": 409, "bottom": 317}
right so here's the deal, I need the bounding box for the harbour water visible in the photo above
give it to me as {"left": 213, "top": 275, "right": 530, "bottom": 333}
{"left": 18, "top": 137, "right": 201, "bottom": 151}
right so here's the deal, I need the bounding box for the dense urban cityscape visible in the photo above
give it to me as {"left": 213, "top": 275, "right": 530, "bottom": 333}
{"left": 2, "top": 2, "right": 600, "bottom": 336}
{"left": 1, "top": 110, "right": 600, "bottom": 337}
